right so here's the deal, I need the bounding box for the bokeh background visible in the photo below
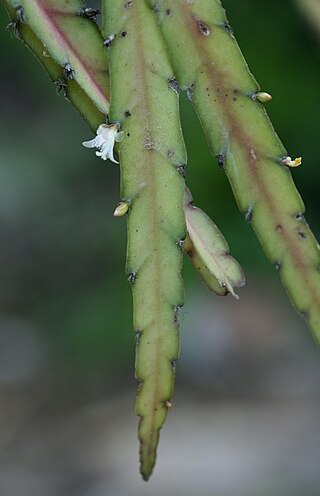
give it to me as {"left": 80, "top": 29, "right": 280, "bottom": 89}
{"left": 0, "top": 1, "right": 320, "bottom": 495}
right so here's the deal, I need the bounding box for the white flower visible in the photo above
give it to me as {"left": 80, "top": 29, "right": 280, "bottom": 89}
{"left": 82, "top": 123, "right": 124, "bottom": 163}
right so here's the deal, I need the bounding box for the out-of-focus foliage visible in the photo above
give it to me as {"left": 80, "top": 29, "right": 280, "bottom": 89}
{"left": 296, "top": 0, "right": 320, "bottom": 41}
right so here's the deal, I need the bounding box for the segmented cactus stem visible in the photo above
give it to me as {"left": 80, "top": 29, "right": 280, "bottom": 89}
{"left": 151, "top": 0, "right": 320, "bottom": 338}
{"left": 103, "top": 0, "right": 187, "bottom": 480}
{"left": 3, "top": 0, "right": 109, "bottom": 128}
{"left": 3, "top": 0, "right": 320, "bottom": 482}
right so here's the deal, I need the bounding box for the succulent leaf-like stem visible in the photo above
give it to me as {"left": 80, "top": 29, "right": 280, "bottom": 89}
{"left": 2, "top": 0, "right": 106, "bottom": 130}
{"left": 150, "top": 0, "right": 320, "bottom": 338}
{"left": 5, "top": 0, "right": 109, "bottom": 115}
{"left": 103, "top": 0, "right": 187, "bottom": 480}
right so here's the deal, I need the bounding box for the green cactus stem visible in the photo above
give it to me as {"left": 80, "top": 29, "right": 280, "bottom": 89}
{"left": 2, "top": 0, "right": 106, "bottom": 131}
{"left": 3, "top": 0, "right": 320, "bottom": 481}
{"left": 102, "top": 0, "right": 187, "bottom": 480}
{"left": 5, "top": 0, "right": 109, "bottom": 116}
{"left": 150, "top": 0, "right": 320, "bottom": 338}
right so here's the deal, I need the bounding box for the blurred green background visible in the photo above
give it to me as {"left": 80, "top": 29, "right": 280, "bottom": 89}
{"left": 0, "top": 1, "right": 319, "bottom": 495}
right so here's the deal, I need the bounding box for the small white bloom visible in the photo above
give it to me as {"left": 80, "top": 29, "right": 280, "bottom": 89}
{"left": 82, "top": 123, "right": 124, "bottom": 163}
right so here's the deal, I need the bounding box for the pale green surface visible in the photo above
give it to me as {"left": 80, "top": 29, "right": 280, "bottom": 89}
{"left": 185, "top": 191, "right": 245, "bottom": 298}
{"left": 185, "top": 239, "right": 228, "bottom": 295}
{"left": 103, "top": 0, "right": 187, "bottom": 480}
{"left": 2, "top": 0, "right": 105, "bottom": 130}
{"left": 151, "top": 0, "right": 320, "bottom": 338}
{"left": 8, "top": 0, "right": 109, "bottom": 115}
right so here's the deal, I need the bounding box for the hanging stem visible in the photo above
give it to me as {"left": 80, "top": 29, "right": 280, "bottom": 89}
{"left": 102, "top": 0, "right": 187, "bottom": 480}
{"left": 3, "top": 0, "right": 109, "bottom": 123}
{"left": 150, "top": 0, "right": 320, "bottom": 338}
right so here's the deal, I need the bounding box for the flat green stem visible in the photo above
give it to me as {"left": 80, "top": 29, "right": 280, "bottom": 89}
{"left": 5, "top": 0, "right": 109, "bottom": 117}
{"left": 103, "top": 0, "right": 187, "bottom": 480}
{"left": 151, "top": 0, "right": 320, "bottom": 338}
{"left": 2, "top": 0, "right": 106, "bottom": 130}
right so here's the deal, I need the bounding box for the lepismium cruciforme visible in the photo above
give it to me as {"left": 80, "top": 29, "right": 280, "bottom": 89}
{"left": 2, "top": 0, "right": 320, "bottom": 481}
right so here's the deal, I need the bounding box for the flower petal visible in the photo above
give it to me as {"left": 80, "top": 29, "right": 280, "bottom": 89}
{"left": 82, "top": 123, "right": 122, "bottom": 163}
{"left": 82, "top": 139, "right": 97, "bottom": 148}
{"left": 108, "top": 150, "right": 119, "bottom": 164}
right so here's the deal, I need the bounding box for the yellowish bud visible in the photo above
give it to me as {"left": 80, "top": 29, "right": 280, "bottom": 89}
{"left": 254, "top": 92, "right": 272, "bottom": 103}
{"left": 281, "top": 156, "right": 302, "bottom": 168}
{"left": 113, "top": 201, "right": 130, "bottom": 217}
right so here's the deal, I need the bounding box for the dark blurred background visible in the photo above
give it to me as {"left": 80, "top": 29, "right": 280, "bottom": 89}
{"left": 0, "top": 1, "right": 320, "bottom": 495}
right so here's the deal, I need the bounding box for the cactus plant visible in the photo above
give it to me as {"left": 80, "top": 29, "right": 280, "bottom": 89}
{"left": 150, "top": 0, "right": 320, "bottom": 338}
{"left": 1, "top": 0, "right": 320, "bottom": 481}
{"left": 3, "top": 0, "right": 108, "bottom": 130}
{"left": 102, "top": 0, "right": 188, "bottom": 479}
